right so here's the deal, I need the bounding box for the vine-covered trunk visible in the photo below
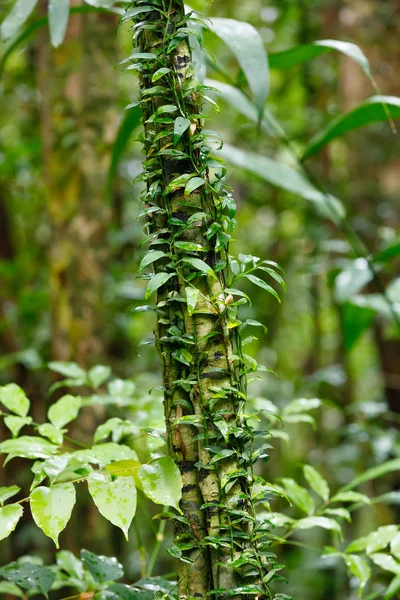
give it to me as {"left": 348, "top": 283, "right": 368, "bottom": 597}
{"left": 134, "top": 1, "right": 272, "bottom": 598}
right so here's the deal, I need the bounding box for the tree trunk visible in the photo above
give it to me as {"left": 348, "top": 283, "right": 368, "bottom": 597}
{"left": 135, "top": 2, "right": 271, "bottom": 597}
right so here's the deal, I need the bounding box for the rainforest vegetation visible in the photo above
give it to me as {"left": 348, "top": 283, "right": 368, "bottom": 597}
{"left": 0, "top": 1, "right": 399, "bottom": 600}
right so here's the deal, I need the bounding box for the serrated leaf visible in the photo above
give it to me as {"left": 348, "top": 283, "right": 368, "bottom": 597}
{"left": 181, "top": 257, "right": 216, "bottom": 279}
{"left": 88, "top": 365, "right": 111, "bottom": 388}
{"left": 48, "top": 0, "right": 69, "bottom": 47}
{"left": 4, "top": 416, "right": 32, "bottom": 438}
{"left": 0, "top": 0, "right": 38, "bottom": 40}
{"left": 0, "top": 504, "right": 23, "bottom": 541}
{"left": 48, "top": 395, "right": 81, "bottom": 429}
{"left": 209, "top": 18, "right": 269, "bottom": 119}
{"left": 88, "top": 473, "right": 136, "bottom": 540}
{"left": 281, "top": 478, "right": 314, "bottom": 515}
{"left": 244, "top": 273, "right": 281, "bottom": 302}
{"left": 185, "top": 287, "right": 200, "bottom": 316}
{"left": 0, "top": 383, "right": 30, "bottom": 417}
{"left": 30, "top": 483, "right": 76, "bottom": 547}
{"left": 184, "top": 177, "right": 205, "bottom": 195}
{"left": 174, "top": 117, "right": 191, "bottom": 144}
{"left": 303, "top": 465, "right": 330, "bottom": 502}
{"left": 0, "top": 562, "right": 55, "bottom": 595}
{"left": 139, "top": 457, "right": 182, "bottom": 512}
{"left": 81, "top": 549, "right": 124, "bottom": 584}
{"left": 344, "top": 554, "right": 371, "bottom": 592}
{"left": 293, "top": 516, "right": 342, "bottom": 535}
{"left": 144, "top": 272, "right": 175, "bottom": 300}
{"left": 139, "top": 250, "right": 166, "bottom": 272}
{"left": 370, "top": 553, "right": 400, "bottom": 576}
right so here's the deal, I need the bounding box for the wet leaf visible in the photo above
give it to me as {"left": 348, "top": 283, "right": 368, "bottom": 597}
{"left": 0, "top": 504, "right": 23, "bottom": 541}
{"left": 30, "top": 483, "right": 76, "bottom": 547}
{"left": 81, "top": 549, "right": 124, "bottom": 584}
{"left": 48, "top": 395, "right": 81, "bottom": 429}
{"left": 174, "top": 117, "right": 191, "bottom": 144}
{"left": 344, "top": 554, "right": 371, "bottom": 592}
{"left": 88, "top": 473, "right": 137, "bottom": 540}
{"left": 0, "top": 383, "right": 30, "bottom": 417}
{"left": 0, "top": 562, "right": 55, "bottom": 595}
{"left": 139, "top": 457, "right": 182, "bottom": 512}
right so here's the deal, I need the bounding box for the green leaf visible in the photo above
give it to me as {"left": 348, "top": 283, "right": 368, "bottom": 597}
{"left": 88, "top": 365, "right": 112, "bottom": 388}
{"left": 281, "top": 478, "right": 315, "bottom": 515}
{"left": 73, "top": 443, "right": 139, "bottom": 467}
{"left": 174, "top": 117, "right": 191, "bottom": 144}
{"left": 303, "top": 465, "right": 330, "bottom": 502}
{"left": 185, "top": 286, "right": 200, "bottom": 317}
{"left": 107, "top": 104, "right": 142, "bottom": 200}
{"left": 139, "top": 457, "right": 182, "bottom": 512}
{"left": 184, "top": 177, "right": 205, "bottom": 195}
{"left": 293, "top": 516, "right": 342, "bottom": 535}
{"left": 181, "top": 257, "right": 216, "bottom": 279}
{"left": 0, "top": 562, "right": 55, "bottom": 595}
{"left": 384, "top": 576, "right": 400, "bottom": 600}
{"left": 4, "top": 416, "right": 32, "bottom": 438}
{"left": 0, "top": 436, "right": 58, "bottom": 462}
{"left": 330, "top": 491, "right": 371, "bottom": 505}
{"left": 48, "top": 361, "right": 86, "bottom": 379}
{"left": 175, "top": 241, "right": 206, "bottom": 252}
{"left": 56, "top": 550, "right": 84, "bottom": 580}
{"left": 269, "top": 39, "right": 371, "bottom": 78}
{"left": 339, "top": 458, "right": 400, "bottom": 492}
{"left": 303, "top": 96, "right": 400, "bottom": 159}
{"left": 152, "top": 66, "right": 171, "bottom": 82}
{"left": 219, "top": 144, "right": 344, "bottom": 223}
{"left": 38, "top": 423, "right": 64, "bottom": 445}
{"left": 341, "top": 302, "right": 375, "bottom": 352}
{"left": 209, "top": 18, "right": 269, "bottom": 119}
{"left": 0, "top": 383, "right": 30, "bottom": 417}
{"left": 105, "top": 459, "right": 142, "bottom": 490}
{"left": 366, "top": 526, "right": 399, "bottom": 555}
{"left": 144, "top": 272, "right": 175, "bottom": 300}
{"left": 0, "top": 0, "right": 38, "bottom": 40}
{"left": 0, "top": 504, "right": 23, "bottom": 541}
{"left": 48, "top": 0, "right": 69, "bottom": 47}
{"left": 244, "top": 274, "right": 280, "bottom": 303}
{"left": 138, "top": 250, "right": 166, "bottom": 272}
{"left": 88, "top": 473, "right": 137, "bottom": 540}
{"left": 284, "top": 398, "right": 321, "bottom": 415}
{"left": 30, "top": 483, "right": 76, "bottom": 547}
{"left": 81, "top": 549, "right": 124, "bottom": 584}
{"left": 335, "top": 258, "right": 373, "bottom": 302}
{"left": 324, "top": 508, "right": 351, "bottom": 522}
{"left": 391, "top": 532, "right": 400, "bottom": 560}
{"left": 0, "top": 581, "right": 24, "bottom": 598}
{"left": 370, "top": 553, "right": 400, "bottom": 576}
{"left": 165, "top": 173, "right": 194, "bottom": 194}
{"left": 48, "top": 395, "right": 81, "bottom": 429}
{"left": 344, "top": 554, "right": 371, "bottom": 592}
{"left": 0, "top": 485, "right": 20, "bottom": 505}
{"left": 172, "top": 349, "right": 193, "bottom": 367}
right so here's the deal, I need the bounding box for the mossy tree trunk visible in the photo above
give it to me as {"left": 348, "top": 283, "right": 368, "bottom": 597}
{"left": 135, "top": 1, "right": 272, "bottom": 598}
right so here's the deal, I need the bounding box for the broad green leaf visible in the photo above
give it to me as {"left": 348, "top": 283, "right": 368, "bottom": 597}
{"left": 145, "top": 272, "right": 175, "bottom": 300}
{"left": 48, "top": 395, "right": 81, "bottom": 429}
{"left": 88, "top": 365, "right": 111, "bottom": 388}
{"left": 303, "top": 96, "right": 400, "bottom": 159}
{"left": 0, "top": 562, "right": 55, "bottom": 595}
{"left": 165, "top": 173, "right": 194, "bottom": 194}
{"left": 0, "top": 485, "right": 20, "bottom": 505}
{"left": 88, "top": 473, "right": 136, "bottom": 540}
{"left": 209, "top": 18, "right": 269, "bottom": 118}
{"left": 181, "top": 257, "right": 216, "bottom": 279}
{"left": 105, "top": 459, "right": 142, "bottom": 490}
{"left": 175, "top": 241, "right": 206, "bottom": 252}
{"left": 48, "top": 361, "right": 86, "bottom": 379}
{"left": 219, "top": 144, "right": 344, "bottom": 223}
{"left": 293, "top": 516, "right": 341, "bottom": 535}
{"left": 269, "top": 40, "right": 371, "bottom": 78}
{"left": 340, "top": 458, "right": 400, "bottom": 492}
{"left": 139, "top": 250, "right": 166, "bottom": 272}
{"left": 330, "top": 491, "right": 371, "bottom": 505}
{"left": 107, "top": 104, "right": 142, "bottom": 199}
{"left": 172, "top": 349, "right": 193, "bottom": 366}
{"left": 139, "top": 457, "right": 182, "bottom": 512}
{"left": 4, "top": 416, "right": 32, "bottom": 438}
{"left": 0, "top": 504, "right": 23, "bottom": 541}
{"left": 174, "top": 117, "right": 191, "bottom": 144}
{"left": 324, "top": 508, "right": 351, "bottom": 522}
{"left": 81, "top": 549, "right": 124, "bottom": 584}
{"left": 30, "top": 483, "right": 76, "bottom": 547}
{"left": 366, "top": 526, "right": 398, "bottom": 555}
{"left": 284, "top": 398, "right": 321, "bottom": 415}
{"left": 346, "top": 536, "right": 369, "bottom": 554}
{"left": 48, "top": 0, "right": 69, "bottom": 47}
{"left": 0, "top": 582, "right": 24, "bottom": 598}
{"left": 303, "top": 465, "right": 330, "bottom": 502}
{"left": 0, "top": 383, "right": 30, "bottom": 417}
{"left": 344, "top": 554, "right": 371, "bottom": 592}
{"left": 0, "top": 436, "right": 58, "bottom": 463}
{"left": 370, "top": 553, "right": 400, "bottom": 576}
{"left": 384, "top": 576, "right": 400, "bottom": 600}
{"left": 244, "top": 274, "right": 280, "bottom": 303}
{"left": 186, "top": 286, "right": 200, "bottom": 316}
{"left": 38, "top": 423, "right": 64, "bottom": 445}
{"left": 100, "top": 583, "right": 147, "bottom": 599}
{"left": 391, "top": 532, "right": 400, "bottom": 560}
{"left": 73, "top": 443, "right": 139, "bottom": 467}
{"left": 335, "top": 258, "right": 373, "bottom": 302}
{"left": 341, "top": 302, "right": 375, "bottom": 352}
{"left": 281, "top": 478, "right": 314, "bottom": 515}
{"left": 0, "top": 0, "right": 38, "bottom": 40}
{"left": 185, "top": 177, "right": 205, "bottom": 195}
{"left": 56, "top": 550, "right": 84, "bottom": 580}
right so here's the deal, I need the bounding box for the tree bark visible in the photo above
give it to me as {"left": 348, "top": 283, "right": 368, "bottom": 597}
{"left": 135, "top": 2, "right": 269, "bottom": 598}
